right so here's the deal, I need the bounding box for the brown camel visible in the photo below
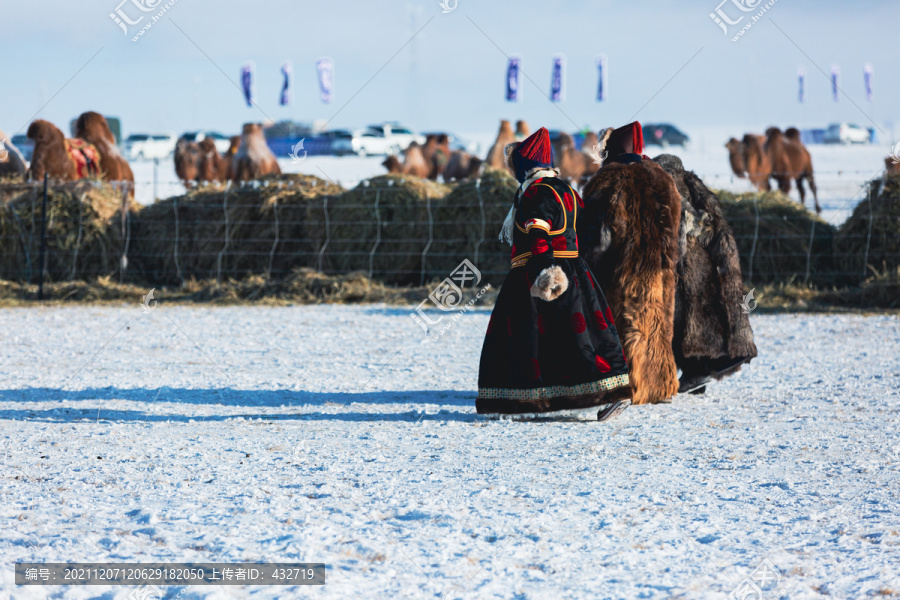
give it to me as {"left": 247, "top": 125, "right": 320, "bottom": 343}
{"left": 742, "top": 134, "right": 772, "bottom": 191}
{"left": 553, "top": 132, "right": 596, "bottom": 187}
{"left": 221, "top": 136, "right": 241, "bottom": 181}
{"left": 233, "top": 123, "right": 281, "bottom": 182}
{"left": 197, "top": 138, "right": 225, "bottom": 182}
{"left": 74, "top": 112, "right": 135, "bottom": 191}
{"left": 725, "top": 138, "right": 746, "bottom": 178}
{"left": 485, "top": 120, "right": 516, "bottom": 172}
{"left": 421, "top": 134, "right": 451, "bottom": 180}
{"left": 442, "top": 150, "right": 483, "bottom": 182}
{"left": 26, "top": 119, "right": 100, "bottom": 182}
{"left": 382, "top": 142, "right": 430, "bottom": 178}
{"left": 174, "top": 136, "right": 201, "bottom": 187}
{"left": 765, "top": 127, "right": 819, "bottom": 213}
{"left": 0, "top": 130, "right": 28, "bottom": 178}
{"left": 514, "top": 120, "right": 530, "bottom": 141}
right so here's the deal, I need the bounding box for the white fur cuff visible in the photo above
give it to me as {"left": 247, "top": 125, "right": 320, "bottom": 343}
{"left": 530, "top": 265, "right": 569, "bottom": 301}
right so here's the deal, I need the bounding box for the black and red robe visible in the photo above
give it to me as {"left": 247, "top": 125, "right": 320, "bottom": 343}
{"left": 476, "top": 176, "right": 632, "bottom": 414}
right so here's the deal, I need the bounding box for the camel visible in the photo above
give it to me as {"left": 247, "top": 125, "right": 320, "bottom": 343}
{"left": 553, "top": 131, "right": 596, "bottom": 187}
{"left": 197, "top": 138, "right": 225, "bottom": 182}
{"left": 26, "top": 119, "right": 100, "bottom": 182}
{"left": 74, "top": 112, "right": 134, "bottom": 192}
{"left": 765, "top": 127, "right": 819, "bottom": 213}
{"left": 514, "top": 120, "right": 530, "bottom": 141}
{"left": 0, "top": 130, "right": 28, "bottom": 178}
{"left": 174, "top": 136, "right": 201, "bottom": 187}
{"left": 741, "top": 134, "right": 772, "bottom": 191}
{"left": 485, "top": 120, "right": 516, "bottom": 172}
{"left": 422, "top": 134, "right": 451, "bottom": 180}
{"left": 382, "top": 142, "right": 430, "bottom": 178}
{"left": 221, "top": 135, "right": 241, "bottom": 181}
{"left": 442, "top": 150, "right": 483, "bottom": 182}
{"left": 233, "top": 123, "right": 281, "bottom": 183}
{"left": 726, "top": 138, "right": 746, "bottom": 178}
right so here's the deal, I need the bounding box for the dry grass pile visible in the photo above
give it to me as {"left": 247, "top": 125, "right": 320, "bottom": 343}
{"left": 834, "top": 173, "right": 900, "bottom": 284}
{"left": 0, "top": 179, "right": 132, "bottom": 283}
{"left": 715, "top": 189, "right": 837, "bottom": 285}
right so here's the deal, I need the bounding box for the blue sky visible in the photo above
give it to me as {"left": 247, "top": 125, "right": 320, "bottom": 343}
{"left": 2, "top": 0, "right": 897, "bottom": 140}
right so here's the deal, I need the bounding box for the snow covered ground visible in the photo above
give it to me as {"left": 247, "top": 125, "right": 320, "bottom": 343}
{"left": 129, "top": 132, "right": 891, "bottom": 225}
{"left": 1, "top": 304, "right": 898, "bottom": 599}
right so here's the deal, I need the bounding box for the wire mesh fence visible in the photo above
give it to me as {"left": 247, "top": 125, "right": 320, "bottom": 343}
{"left": 0, "top": 172, "right": 897, "bottom": 292}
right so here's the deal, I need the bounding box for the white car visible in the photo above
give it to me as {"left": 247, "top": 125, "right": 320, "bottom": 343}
{"left": 180, "top": 131, "right": 232, "bottom": 154}
{"left": 824, "top": 123, "right": 870, "bottom": 145}
{"left": 333, "top": 128, "right": 393, "bottom": 157}
{"left": 369, "top": 123, "right": 425, "bottom": 154}
{"left": 124, "top": 133, "right": 178, "bottom": 160}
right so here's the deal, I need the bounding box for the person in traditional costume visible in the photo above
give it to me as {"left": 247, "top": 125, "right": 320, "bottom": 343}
{"left": 476, "top": 127, "right": 633, "bottom": 420}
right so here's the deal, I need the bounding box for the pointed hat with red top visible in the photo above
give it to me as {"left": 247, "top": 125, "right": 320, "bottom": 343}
{"left": 510, "top": 126, "right": 553, "bottom": 182}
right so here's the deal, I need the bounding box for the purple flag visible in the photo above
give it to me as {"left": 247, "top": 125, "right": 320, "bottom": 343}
{"left": 280, "top": 62, "right": 292, "bottom": 106}
{"left": 506, "top": 57, "right": 521, "bottom": 102}
{"left": 831, "top": 65, "right": 840, "bottom": 102}
{"left": 597, "top": 54, "right": 608, "bottom": 102}
{"left": 550, "top": 55, "right": 565, "bottom": 102}
{"left": 316, "top": 58, "right": 334, "bottom": 104}
{"left": 797, "top": 67, "right": 805, "bottom": 104}
{"left": 864, "top": 64, "right": 873, "bottom": 101}
{"left": 240, "top": 62, "right": 255, "bottom": 107}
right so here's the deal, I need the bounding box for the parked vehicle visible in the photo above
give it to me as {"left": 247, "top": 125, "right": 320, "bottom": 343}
{"left": 179, "top": 131, "right": 232, "bottom": 154}
{"left": 643, "top": 124, "right": 690, "bottom": 147}
{"left": 125, "top": 133, "right": 177, "bottom": 160}
{"left": 333, "top": 128, "right": 392, "bottom": 156}
{"left": 368, "top": 123, "right": 425, "bottom": 154}
{"left": 10, "top": 134, "right": 33, "bottom": 162}
{"left": 823, "top": 123, "right": 870, "bottom": 144}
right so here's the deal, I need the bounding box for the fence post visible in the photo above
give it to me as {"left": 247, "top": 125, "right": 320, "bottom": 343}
{"left": 862, "top": 182, "right": 874, "bottom": 282}
{"left": 216, "top": 181, "right": 231, "bottom": 284}
{"left": 119, "top": 183, "right": 131, "bottom": 283}
{"left": 317, "top": 196, "right": 330, "bottom": 273}
{"left": 747, "top": 194, "right": 760, "bottom": 283}
{"left": 267, "top": 196, "right": 279, "bottom": 279}
{"left": 173, "top": 195, "right": 183, "bottom": 284}
{"left": 474, "top": 178, "right": 486, "bottom": 267}
{"left": 368, "top": 190, "right": 382, "bottom": 280}
{"left": 803, "top": 218, "right": 815, "bottom": 285}
{"left": 70, "top": 192, "right": 85, "bottom": 280}
{"left": 153, "top": 157, "right": 159, "bottom": 202}
{"left": 420, "top": 195, "right": 434, "bottom": 287}
{"left": 37, "top": 174, "right": 49, "bottom": 301}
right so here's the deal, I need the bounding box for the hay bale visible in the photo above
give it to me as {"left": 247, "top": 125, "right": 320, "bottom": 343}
{"left": 715, "top": 189, "right": 836, "bottom": 285}
{"left": 129, "top": 174, "right": 342, "bottom": 284}
{"left": 0, "top": 181, "right": 130, "bottom": 283}
{"left": 314, "top": 174, "right": 450, "bottom": 284}
{"left": 834, "top": 173, "right": 900, "bottom": 284}
{"left": 428, "top": 167, "right": 517, "bottom": 284}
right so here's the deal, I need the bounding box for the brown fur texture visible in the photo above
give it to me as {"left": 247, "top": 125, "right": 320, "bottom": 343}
{"left": 885, "top": 157, "right": 900, "bottom": 176}
{"left": 75, "top": 112, "right": 134, "bottom": 190}
{"left": 654, "top": 154, "right": 758, "bottom": 370}
{"left": 530, "top": 265, "right": 568, "bottom": 301}
{"left": 174, "top": 137, "right": 201, "bottom": 187}
{"left": 765, "top": 127, "right": 819, "bottom": 213}
{"left": 222, "top": 135, "right": 241, "bottom": 181}
{"left": 443, "top": 150, "right": 483, "bottom": 182}
{"left": 233, "top": 123, "right": 281, "bottom": 182}
{"left": 382, "top": 142, "right": 431, "bottom": 179}
{"left": 0, "top": 130, "right": 28, "bottom": 177}
{"left": 578, "top": 160, "right": 682, "bottom": 405}
{"left": 422, "top": 134, "right": 451, "bottom": 180}
{"left": 27, "top": 120, "right": 78, "bottom": 181}
{"left": 486, "top": 120, "right": 516, "bottom": 172}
